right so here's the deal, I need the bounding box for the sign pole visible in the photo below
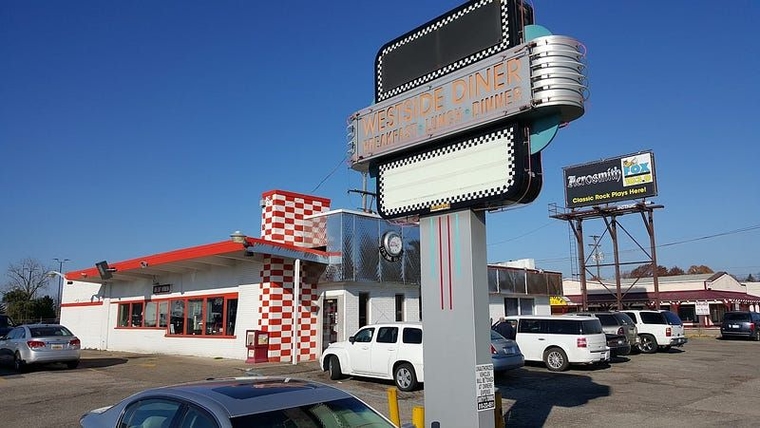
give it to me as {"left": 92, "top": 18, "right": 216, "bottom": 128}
{"left": 420, "top": 209, "right": 495, "bottom": 427}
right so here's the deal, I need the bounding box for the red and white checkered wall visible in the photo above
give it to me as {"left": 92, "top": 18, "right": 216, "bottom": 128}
{"left": 258, "top": 190, "right": 330, "bottom": 362}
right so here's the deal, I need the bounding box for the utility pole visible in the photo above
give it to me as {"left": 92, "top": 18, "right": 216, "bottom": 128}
{"left": 53, "top": 257, "right": 70, "bottom": 319}
{"left": 588, "top": 235, "right": 603, "bottom": 280}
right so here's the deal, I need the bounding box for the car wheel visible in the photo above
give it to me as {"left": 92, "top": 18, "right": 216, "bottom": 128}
{"left": 394, "top": 363, "right": 418, "bottom": 392}
{"left": 543, "top": 347, "right": 569, "bottom": 372}
{"left": 327, "top": 356, "right": 343, "bottom": 380}
{"left": 13, "top": 352, "right": 26, "bottom": 373}
{"left": 66, "top": 360, "right": 80, "bottom": 370}
{"left": 639, "top": 334, "right": 657, "bottom": 354}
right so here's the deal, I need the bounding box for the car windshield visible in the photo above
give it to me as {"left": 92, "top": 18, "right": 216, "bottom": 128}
{"left": 491, "top": 330, "right": 506, "bottom": 341}
{"left": 596, "top": 314, "right": 617, "bottom": 326}
{"left": 613, "top": 313, "right": 634, "bottom": 325}
{"left": 660, "top": 311, "right": 683, "bottom": 326}
{"left": 580, "top": 320, "right": 603, "bottom": 335}
{"left": 29, "top": 326, "right": 73, "bottom": 337}
{"left": 230, "top": 397, "right": 394, "bottom": 428}
{"left": 639, "top": 312, "right": 667, "bottom": 324}
{"left": 723, "top": 312, "right": 750, "bottom": 322}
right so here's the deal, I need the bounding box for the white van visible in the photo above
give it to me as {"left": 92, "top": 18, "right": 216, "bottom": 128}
{"left": 506, "top": 315, "right": 609, "bottom": 371}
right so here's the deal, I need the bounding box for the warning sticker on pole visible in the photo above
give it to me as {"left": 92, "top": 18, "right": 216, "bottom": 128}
{"left": 475, "top": 363, "right": 495, "bottom": 411}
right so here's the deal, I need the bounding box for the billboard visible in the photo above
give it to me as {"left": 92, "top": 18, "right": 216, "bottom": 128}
{"left": 563, "top": 151, "right": 657, "bottom": 208}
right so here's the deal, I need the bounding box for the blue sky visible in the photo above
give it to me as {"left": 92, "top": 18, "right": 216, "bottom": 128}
{"left": 2, "top": 0, "right": 759, "bottom": 293}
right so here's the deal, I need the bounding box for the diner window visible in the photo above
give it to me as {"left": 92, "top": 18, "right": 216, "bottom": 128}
{"left": 118, "top": 303, "right": 130, "bottom": 327}
{"left": 170, "top": 300, "right": 186, "bottom": 335}
{"left": 144, "top": 302, "right": 158, "bottom": 327}
{"left": 188, "top": 299, "right": 203, "bottom": 335}
{"left": 206, "top": 297, "right": 224, "bottom": 335}
{"left": 118, "top": 302, "right": 148, "bottom": 328}
{"left": 158, "top": 301, "right": 169, "bottom": 328}
{"left": 226, "top": 298, "right": 238, "bottom": 336}
{"left": 162, "top": 295, "right": 238, "bottom": 336}
{"left": 130, "top": 302, "right": 144, "bottom": 327}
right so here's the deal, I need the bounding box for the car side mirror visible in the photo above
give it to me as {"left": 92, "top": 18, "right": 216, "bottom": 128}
{"left": 349, "top": 336, "right": 355, "bottom": 344}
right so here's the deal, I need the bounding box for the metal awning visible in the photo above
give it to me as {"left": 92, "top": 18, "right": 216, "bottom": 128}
{"left": 66, "top": 237, "right": 329, "bottom": 284}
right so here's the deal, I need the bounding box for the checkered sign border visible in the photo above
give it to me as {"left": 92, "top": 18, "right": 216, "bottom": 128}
{"left": 377, "top": 125, "right": 523, "bottom": 218}
{"left": 376, "top": 0, "right": 514, "bottom": 102}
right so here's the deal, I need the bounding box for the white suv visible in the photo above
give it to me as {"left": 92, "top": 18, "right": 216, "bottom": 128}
{"left": 320, "top": 322, "right": 424, "bottom": 391}
{"left": 507, "top": 315, "right": 609, "bottom": 371}
{"left": 622, "top": 310, "right": 688, "bottom": 353}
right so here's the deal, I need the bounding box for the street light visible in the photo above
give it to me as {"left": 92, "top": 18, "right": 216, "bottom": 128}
{"left": 53, "top": 258, "right": 70, "bottom": 318}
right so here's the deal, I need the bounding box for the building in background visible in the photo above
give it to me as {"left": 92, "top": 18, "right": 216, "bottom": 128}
{"left": 563, "top": 273, "right": 760, "bottom": 326}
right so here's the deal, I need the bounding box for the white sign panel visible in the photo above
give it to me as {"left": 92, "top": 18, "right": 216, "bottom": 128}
{"left": 695, "top": 301, "right": 710, "bottom": 316}
{"left": 475, "top": 363, "right": 495, "bottom": 411}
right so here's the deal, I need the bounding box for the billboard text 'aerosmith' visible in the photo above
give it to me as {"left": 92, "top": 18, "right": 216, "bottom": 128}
{"left": 563, "top": 151, "right": 657, "bottom": 209}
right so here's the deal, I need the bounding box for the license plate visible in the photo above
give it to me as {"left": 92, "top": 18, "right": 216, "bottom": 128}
{"left": 730, "top": 324, "right": 739, "bottom": 328}
{"left": 51, "top": 344, "right": 63, "bottom": 350}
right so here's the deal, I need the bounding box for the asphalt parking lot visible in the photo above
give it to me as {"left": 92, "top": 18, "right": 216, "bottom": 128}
{"left": 1, "top": 334, "right": 758, "bottom": 427}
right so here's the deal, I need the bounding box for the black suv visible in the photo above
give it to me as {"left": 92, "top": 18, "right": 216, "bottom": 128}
{"left": 0, "top": 314, "right": 16, "bottom": 337}
{"left": 720, "top": 311, "right": 760, "bottom": 341}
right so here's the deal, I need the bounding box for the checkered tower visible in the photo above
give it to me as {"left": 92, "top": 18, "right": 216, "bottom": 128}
{"left": 259, "top": 190, "right": 330, "bottom": 362}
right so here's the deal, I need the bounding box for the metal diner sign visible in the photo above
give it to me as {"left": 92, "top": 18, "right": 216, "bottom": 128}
{"left": 375, "top": 0, "right": 532, "bottom": 102}
{"left": 375, "top": 122, "right": 542, "bottom": 219}
{"left": 352, "top": 48, "right": 531, "bottom": 171}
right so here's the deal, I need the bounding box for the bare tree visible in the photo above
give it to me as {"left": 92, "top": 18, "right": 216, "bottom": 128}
{"left": 3, "top": 257, "right": 51, "bottom": 299}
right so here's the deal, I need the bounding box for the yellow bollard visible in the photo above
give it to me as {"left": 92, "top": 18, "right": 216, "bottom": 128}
{"left": 494, "top": 390, "right": 504, "bottom": 428}
{"left": 387, "top": 387, "right": 401, "bottom": 427}
{"left": 411, "top": 406, "right": 424, "bottom": 428}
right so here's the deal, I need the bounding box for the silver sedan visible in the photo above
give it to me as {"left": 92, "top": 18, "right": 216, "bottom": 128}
{"left": 0, "top": 324, "right": 81, "bottom": 371}
{"left": 80, "top": 376, "right": 399, "bottom": 428}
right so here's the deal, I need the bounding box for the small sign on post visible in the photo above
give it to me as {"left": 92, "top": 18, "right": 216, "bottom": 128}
{"left": 475, "top": 363, "right": 495, "bottom": 411}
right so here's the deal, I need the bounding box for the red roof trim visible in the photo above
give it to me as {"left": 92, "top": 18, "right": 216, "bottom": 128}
{"left": 66, "top": 237, "right": 327, "bottom": 280}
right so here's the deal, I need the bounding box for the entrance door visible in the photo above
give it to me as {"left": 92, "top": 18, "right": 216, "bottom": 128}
{"left": 322, "top": 299, "right": 338, "bottom": 351}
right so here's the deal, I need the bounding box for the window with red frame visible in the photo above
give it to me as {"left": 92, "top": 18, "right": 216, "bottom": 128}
{"left": 118, "top": 295, "right": 237, "bottom": 336}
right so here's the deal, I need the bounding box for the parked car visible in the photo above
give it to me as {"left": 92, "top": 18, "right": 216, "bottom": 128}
{"left": 507, "top": 315, "right": 609, "bottom": 371}
{"left": 0, "top": 314, "right": 15, "bottom": 337}
{"left": 622, "top": 310, "right": 687, "bottom": 354}
{"left": 80, "top": 376, "right": 398, "bottom": 428}
{"left": 490, "top": 329, "right": 525, "bottom": 373}
{"left": 566, "top": 312, "right": 636, "bottom": 357}
{"left": 0, "top": 324, "right": 81, "bottom": 371}
{"left": 319, "top": 322, "right": 523, "bottom": 391}
{"left": 720, "top": 311, "right": 760, "bottom": 341}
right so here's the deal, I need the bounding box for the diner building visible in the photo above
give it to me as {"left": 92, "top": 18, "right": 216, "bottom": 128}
{"left": 60, "top": 189, "right": 558, "bottom": 362}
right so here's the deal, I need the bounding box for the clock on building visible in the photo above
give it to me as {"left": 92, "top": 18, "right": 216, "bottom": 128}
{"left": 380, "top": 231, "right": 403, "bottom": 262}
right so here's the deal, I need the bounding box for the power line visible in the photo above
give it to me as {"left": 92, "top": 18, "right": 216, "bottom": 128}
{"left": 532, "top": 223, "right": 760, "bottom": 265}
{"left": 488, "top": 222, "right": 554, "bottom": 246}
{"left": 311, "top": 155, "right": 349, "bottom": 193}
